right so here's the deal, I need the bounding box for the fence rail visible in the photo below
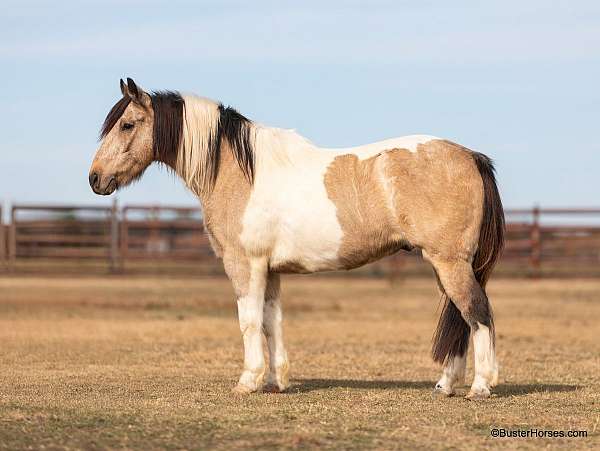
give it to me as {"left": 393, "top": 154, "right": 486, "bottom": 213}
{"left": 3, "top": 203, "right": 600, "bottom": 277}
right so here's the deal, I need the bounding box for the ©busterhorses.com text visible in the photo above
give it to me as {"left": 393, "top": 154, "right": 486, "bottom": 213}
{"left": 490, "top": 428, "right": 588, "bottom": 439}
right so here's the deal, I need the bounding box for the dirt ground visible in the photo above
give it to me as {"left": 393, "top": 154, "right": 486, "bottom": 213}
{"left": 0, "top": 274, "right": 598, "bottom": 450}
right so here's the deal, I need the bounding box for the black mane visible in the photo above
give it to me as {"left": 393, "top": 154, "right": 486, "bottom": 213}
{"left": 208, "top": 105, "right": 254, "bottom": 185}
{"left": 151, "top": 91, "right": 184, "bottom": 167}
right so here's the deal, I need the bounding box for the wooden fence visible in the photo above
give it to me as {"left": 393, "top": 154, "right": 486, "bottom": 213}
{"left": 7, "top": 203, "right": 117, "bottom": 268}
{"left": 503, "top": 208, "right": 600, "bottom": 274}
{"left": 120, "top": 204, "right": 212, "bottom": 263}
{"left": 2, "top": 203, "right": 600, "bottom": 277}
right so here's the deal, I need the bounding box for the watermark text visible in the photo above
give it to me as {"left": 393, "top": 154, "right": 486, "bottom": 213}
{"left": 490, "top": 428, "right": 587, "bottom": 439}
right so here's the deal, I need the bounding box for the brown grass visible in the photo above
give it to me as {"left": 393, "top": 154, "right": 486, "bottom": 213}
{"left": 0, "top": 275, "right": 598, "bottom": 450}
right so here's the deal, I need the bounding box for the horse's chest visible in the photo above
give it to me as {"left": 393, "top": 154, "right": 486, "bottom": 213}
{"left": 240, "top": 170, "right": 345, "bottom": 272}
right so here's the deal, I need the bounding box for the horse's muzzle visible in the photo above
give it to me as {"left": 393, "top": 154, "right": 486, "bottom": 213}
{"left": 89, "top": 171, "right": 117, "bottom": 195}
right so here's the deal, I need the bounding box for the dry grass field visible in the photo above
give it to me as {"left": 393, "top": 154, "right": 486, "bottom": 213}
{"left": 0, "top": 274, "right": 598, "bottom": 450}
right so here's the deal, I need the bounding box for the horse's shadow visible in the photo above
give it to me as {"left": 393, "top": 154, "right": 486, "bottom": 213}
{"left": 291, "top": 379, "right": 432, "bottom": 393}
{"left": 290, "top": 378, "right": 578, "bottom": 397}
{"left": 493, "top": 383, "right": 578, "bottom": 397}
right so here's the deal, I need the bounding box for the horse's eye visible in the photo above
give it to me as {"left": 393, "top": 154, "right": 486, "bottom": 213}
{"left": 122, "top": 122, "right": 134, "bottom": 131}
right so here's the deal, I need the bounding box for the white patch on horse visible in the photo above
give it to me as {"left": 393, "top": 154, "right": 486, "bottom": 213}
{"left": 322, "top": 134, "right": 439, "bottom": 156}
{"left": 240, "top": 128, "right": 345, "bottom": 271}
{"left": 469, "top": 323, "right": 497, "bottom": 398}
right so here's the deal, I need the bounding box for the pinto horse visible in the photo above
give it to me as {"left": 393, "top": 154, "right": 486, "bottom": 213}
{"left": 90, "top": 78, "right": 504, "bottom": 399}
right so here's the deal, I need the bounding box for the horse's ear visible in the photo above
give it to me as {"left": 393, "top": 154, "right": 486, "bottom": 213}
{"left": 126, "top": 77, "right": 140, "bottom": 97}
{"left": 120, "top": 78, "right": 129, "bottom": 97}
{"left": 126, "top": 77, "right": 151, "bottom": 109}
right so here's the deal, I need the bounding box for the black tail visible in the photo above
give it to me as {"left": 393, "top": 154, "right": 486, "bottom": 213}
{"left": 431, "top": 152, "right": 505, "bottom": 364}
{"left": 470, "top": 152, "right": 505, "bottom": 288}
{"left": 431, "top": 294, "right": 471, "bottom": 364}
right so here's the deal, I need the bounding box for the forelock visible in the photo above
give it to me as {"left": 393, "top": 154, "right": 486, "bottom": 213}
{"left": 99, "top": 96, "right": 132, "bottom": 139}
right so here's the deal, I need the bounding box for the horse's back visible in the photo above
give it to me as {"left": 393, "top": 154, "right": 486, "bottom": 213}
{"left": 324, "top": 134, "right": 440, "bottom": 157}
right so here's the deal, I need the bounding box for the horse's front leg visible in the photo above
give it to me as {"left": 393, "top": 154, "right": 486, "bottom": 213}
{"left": 232, "top": 256, "right": 268, "bottom": 394}
{"left": 263, "top": 273, "right": 290, "bottom": 393}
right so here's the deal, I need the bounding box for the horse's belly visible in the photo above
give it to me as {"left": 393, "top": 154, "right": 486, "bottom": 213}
{"left": 268, "top": 218, "right": 408, "bottom": 273}
{"left": 269, "top": 217, "right": 345, "bottom": 273}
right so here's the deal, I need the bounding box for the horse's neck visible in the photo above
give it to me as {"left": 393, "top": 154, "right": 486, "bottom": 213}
{"left": 194, "top": 140, "right": 253, "bottom": 245}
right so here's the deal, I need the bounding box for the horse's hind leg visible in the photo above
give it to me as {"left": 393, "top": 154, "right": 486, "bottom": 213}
{"left": 262, "top": 273, "right": 290, "bottom": 392}
{"left": 436, "top": 352, "right": 467, "bottom": 396}
{"left": 427, "top": 255, "right": 497, "bottom": 399}
{"left": 431, "top": 271, "right": 468, "bottom": 396}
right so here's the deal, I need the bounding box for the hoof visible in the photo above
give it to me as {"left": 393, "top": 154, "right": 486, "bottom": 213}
{"left": 264, "top": 366, "right": 290, "bottom": 394}
{"left": 232, "top": 384, "right": 257, "bottom": 395}
{"left": 263, "top": 383, "right": 286, "bottom": 393}
{"left": 465, "top": 389, "right": 490, "bottom": 400}
{"left": 433, "top": 383, "right": 455, "bottom": 397}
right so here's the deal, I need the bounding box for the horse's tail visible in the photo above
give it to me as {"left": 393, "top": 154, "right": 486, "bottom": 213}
{"left": 431, "top": 151, "right": 504, "bottom": 364}
{"left": 471, "top": 152, "right": 505, "bottom": 289}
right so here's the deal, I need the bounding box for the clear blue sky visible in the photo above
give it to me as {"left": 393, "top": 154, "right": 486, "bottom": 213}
{"left": 2, "top": 0, "right": 599, "bottom": 211}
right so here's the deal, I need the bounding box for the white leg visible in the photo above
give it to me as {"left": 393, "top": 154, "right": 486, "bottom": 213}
{"left": 234, "top": 258, "right": 268, "bottom": 394}
{"left": 263, "top": 296, "right": 290, "bottom": 392}
{"left": 435, "top": 353, "right": 466, "bottom": 396}
{"left": 467, "top": 323, "right": 497, "bottom": 399}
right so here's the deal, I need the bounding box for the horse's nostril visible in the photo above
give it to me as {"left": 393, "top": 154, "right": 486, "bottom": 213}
{"left": 89, "top": 172, "right": 99, "bottom": 189}
{"left": 107, "top": 176, "right": 117, "bottom": 193}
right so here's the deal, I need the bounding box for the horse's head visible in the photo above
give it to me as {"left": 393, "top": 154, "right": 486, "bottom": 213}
{"left": 89, "top": 78, "right": 154, "bottom": 195}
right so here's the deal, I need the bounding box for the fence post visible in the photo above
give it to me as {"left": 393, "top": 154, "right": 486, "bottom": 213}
{"left": 530, "top": 205, "right": 541, "bottom": 276}
{"left": 0, "top": 205, "right": 4, "bottom": 269}
{"left": 110, "top": 198, "right": 120, "bottom": 273}
{"left": 120, "top": 205, "right": 128, "bottom": 272}
{"left": 8, "top": 205, "right": 16, "bottom": 269}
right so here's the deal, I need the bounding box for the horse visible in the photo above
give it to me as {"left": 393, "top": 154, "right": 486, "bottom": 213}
{"left": 89, "top": 78, "right": 504, "bottom": 399}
